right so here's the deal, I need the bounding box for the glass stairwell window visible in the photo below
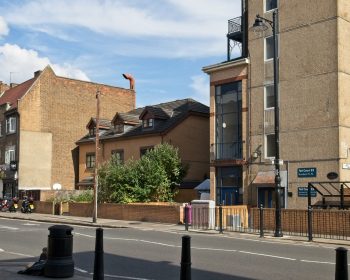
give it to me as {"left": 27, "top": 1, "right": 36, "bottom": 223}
{"left": 215, "top": 81, "right": 242, "bottom": 160}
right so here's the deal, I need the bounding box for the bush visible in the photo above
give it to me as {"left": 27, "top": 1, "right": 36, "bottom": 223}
{"left": 98, "top": 143, "right": 186, "bottom": 203}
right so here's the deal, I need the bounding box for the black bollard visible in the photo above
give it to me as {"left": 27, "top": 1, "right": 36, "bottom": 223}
{"left": 219, "top": 204, "right": 223, "bottom": 234}
{"left": 259, "top": 204, "right": 264, "bottom": 238}
{"left": 307, "top": 206, "right": 313, "bottom": 242}
{"left": 180, "top": 235, "right": 191, "bottom": 280}
{"left": 93, "top": 228, "right": 104, "bottom": 280}
{"left": 335, "top": 247, "right": 348, "bottom": 280}
{"left": 184, "top": 204, "right": 189, "bottom": 231}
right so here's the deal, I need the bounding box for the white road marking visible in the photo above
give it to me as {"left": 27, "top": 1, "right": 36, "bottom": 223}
{"left": 104, "top": 274, "right": 154, "bottom": 280}
{"left": 0, "top": 248, "right": 4, "bottom": 252}
{"left": 5, "top": 251, "right": 34, "bottom": 257}
{"left": 22, "top": 223, "right": 40, "bottom": 226}
{"left": 301, "top": 259, "right": 335, "bottom": 265}
{"left": 238, "top": 250, "right": 297, "bottom": 261}
{"left": 0, "top": 225, "right": 19, "bottom": 230}
{"left": 74, "top": 267, "right": 88, "bottom": 273}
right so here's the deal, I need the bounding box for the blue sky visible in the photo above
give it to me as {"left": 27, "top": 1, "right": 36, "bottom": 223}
{"left": 0, "top": 0, "right": 241, "bottom": 107}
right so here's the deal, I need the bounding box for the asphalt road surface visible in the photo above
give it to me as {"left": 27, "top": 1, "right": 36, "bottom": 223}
{"left": 0, "top": 218, "right": 347, "bottom": 279}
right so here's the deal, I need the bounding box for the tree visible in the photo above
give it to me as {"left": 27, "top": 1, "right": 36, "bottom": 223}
{"left": 98, "top": 143, "right": 187, "bottom": 203}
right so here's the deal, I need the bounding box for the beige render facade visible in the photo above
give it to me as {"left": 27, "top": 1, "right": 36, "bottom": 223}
{"left": 203, "top": 0, "right": 350, "bottom": 209}
{"left": 0, "top": 65, "right": 135, "bottom": 197}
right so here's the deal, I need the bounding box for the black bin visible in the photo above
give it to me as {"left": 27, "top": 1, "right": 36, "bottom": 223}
{"left": 44, "top": 225, "right": 74, "bottom": 278}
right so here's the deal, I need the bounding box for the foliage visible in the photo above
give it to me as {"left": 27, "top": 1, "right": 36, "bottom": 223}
{"left": 98, "top": 143, "right": 187, "bottom": 203}
{"left": 69, "top": 189, "right": 94, "bottom": 202}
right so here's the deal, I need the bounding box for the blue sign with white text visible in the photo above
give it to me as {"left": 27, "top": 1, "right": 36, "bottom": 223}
{"left": 297, "top": 167, "right": 317, "bottom": 178}
{"left": 298, "top": 187, "right": 317, "bottom": 197}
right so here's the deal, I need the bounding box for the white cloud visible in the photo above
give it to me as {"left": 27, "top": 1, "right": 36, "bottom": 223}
{"left": 0, "top": 16, "right": 9, "bottom": 38}
{"left": 189, "top": 75, "right": 209, "bottom": 105}
{"left": 0, "top": 43, "right": 89, "bottom": 83}
{"left": 3, "top": 0, "right": 241, "bottom": 57}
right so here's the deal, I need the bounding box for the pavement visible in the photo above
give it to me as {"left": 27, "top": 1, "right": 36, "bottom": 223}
{"left": 0, "top": 211, "right": 349, "bottom": 279}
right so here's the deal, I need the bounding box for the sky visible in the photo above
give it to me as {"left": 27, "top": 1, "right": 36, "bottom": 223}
{"left": 0, "top": 0, "right": 241, "bottom": 107}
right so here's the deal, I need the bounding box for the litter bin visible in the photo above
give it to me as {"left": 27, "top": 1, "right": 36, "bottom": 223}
{"left": 44, "top": 225, "right": 74, "bottom": 278}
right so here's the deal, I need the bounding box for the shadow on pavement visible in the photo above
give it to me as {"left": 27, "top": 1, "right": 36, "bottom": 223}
{"left": 2, "top": 251, "right": 257, "bottom": 280}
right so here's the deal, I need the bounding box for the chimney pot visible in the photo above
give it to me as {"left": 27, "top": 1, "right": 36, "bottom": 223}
{"left": 34, "top": 70, "right": 42, "bottom": 78}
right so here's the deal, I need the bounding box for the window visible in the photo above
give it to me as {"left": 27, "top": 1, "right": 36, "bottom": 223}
{"left": 140, "top": 146, "right": 153, "bottom": 157}
{"left": 115, "top": 124, "right": 124, "bottom": 134}
{"left": 215, "top": 81, "right": 242, "bottom": 159}
{"left": 112, "top": 149, "right": 124, "bottom": 164}
{"left": 86, "top": 153, "right": 95, "bottom": 169}
{"left": 142, "top": 119, "right": 154, "bottom": 128}
{"left": 89, "top": 127, "right": 96, "bottom": 137}
{"left": 264, "top": 85, "right": 275, "bottom": 109}
{"left": 0, "top": 123, "right": 2, "bottom": 137}
{"left": 265, "top": 0, "right": 277, "bottom": 12}
{"left": 5, "top": 146, "right": 15, "bottom": 164}
{"left": 6, "top": 117, "right": 16, "bottom": 134}
{"left": 265, "top": 134, "right": 276, "bottom": 158}
{"left": 265, "top": 36, "right": 274, "bottom": 61}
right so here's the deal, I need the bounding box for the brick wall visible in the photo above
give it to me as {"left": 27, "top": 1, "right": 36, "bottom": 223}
{"left": 18, "top": 66, "right": 135, "bottom": 190}
{"left": 67, "top": 202, "right": 182, "bottom": 224}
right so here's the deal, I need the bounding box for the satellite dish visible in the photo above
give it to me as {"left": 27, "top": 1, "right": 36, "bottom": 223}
{"left": 52, "top": 183, "right": 62, "bottom": 190}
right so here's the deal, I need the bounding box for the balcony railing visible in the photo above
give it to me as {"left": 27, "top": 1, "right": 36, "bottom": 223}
{"left": 215, "top": 142, "right": 242, "bottom": 160}
{"left": 228, "top": 17, "right": 242, "bottom": 35}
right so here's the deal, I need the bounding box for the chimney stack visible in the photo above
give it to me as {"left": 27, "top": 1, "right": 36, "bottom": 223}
{"left": 122, "top": 73, "right": 135, "bottom": 90}
{"left": 34, "top": 70, "right": 42, "bottom": 78}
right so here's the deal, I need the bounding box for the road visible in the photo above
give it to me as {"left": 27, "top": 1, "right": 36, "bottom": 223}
{"left": 0, "top": 218, "right": 346, "bottom": 280}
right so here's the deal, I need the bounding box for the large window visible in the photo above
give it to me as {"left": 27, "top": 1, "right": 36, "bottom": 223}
{"left": 264, "top": 85, "right": 275, "bottom": 109}
{"left": 265, "top": 134, "right": 276, "bottom": 158}
{"left": 111, "top": 149, "right": 124, "bottom": 164}
{"left": 86, "top": 153, "right": 95, "bottom": 169}
{"left": 6, "top": 117, "right": 16, "bottom": 134}
{"left": 140, "top": 146, "right": 153, "bottom": 157}
{"left": 215, "top": 81, "right": 242, "bottom": 159}
{"left": 265, "top": 0, "right": 277, "bottom": 12}
{"left": 5, "top": 146, "right": 15, "bottom": 164}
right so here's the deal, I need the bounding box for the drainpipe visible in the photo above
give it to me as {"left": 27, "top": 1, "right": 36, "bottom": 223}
{"left": 122, "top": 74, "right": 135, "bottom": 90}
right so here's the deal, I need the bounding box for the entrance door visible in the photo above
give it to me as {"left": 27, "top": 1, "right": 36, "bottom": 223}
{"left": 257, "top": 187, "right": 285, "bottom": 208}
{"left": 221, "top": 187, "right": 240, "bottom": 206}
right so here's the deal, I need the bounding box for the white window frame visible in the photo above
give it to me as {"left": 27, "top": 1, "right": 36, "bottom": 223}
{"left": 142, "top": 118, "right": 154, "bottom": 128}
{"left": 5, "top": 146, "right": 15, "bottom": 164}
{"left": 265, "top": 134, "right": 276, "bottom": 159}
{"left": 264, "top": 85, "right": 275, "bottom": 110}
{"left": 264, "top": 0, "right": 278, "bottom": 13}
{"left": 6, "top": 117, "right": 16, "bottom": 134}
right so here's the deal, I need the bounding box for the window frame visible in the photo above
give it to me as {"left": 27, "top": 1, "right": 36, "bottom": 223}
{"left": 264, "top": 85, "right": 275, "bottom": 110}
{"left": 6, "top": 117, "right": 16, "bottom": 134}
{"left": 264, "top": 0, "right": 277, "bottom": 13}
{"left": 111, "top": 149, "right": 124, "bottom": 164}
{"left": 140, "top": 146, "right": 153, "bottom": 157}
{"left": 89, "top": 127, "right": 96, "bottom": 137}
{"left": 5, "top": 146, "right": 15, "bottom": 164}
{"left": 265, "top": 133, "right": 276, "bottom": 159}
{"left": 142, "top": 118, "right": 154, "bottom": 129}
{"left": 115, "top": 124, "right": 124, "bottom": 134}
{"left": 86, "top": 153, "right": 96, "bottom": 169}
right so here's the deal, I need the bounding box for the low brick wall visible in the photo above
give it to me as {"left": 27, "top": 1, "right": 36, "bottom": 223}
{"left": 34, "top": 201, "right": 54, "bottom": 214}
{"left": 66, "top": 202, "right": 182, "bottom": 224}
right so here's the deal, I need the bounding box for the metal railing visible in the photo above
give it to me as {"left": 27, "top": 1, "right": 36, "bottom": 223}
{"left": 185, "top": 206, "right": 350, "bottom": 241}
{"left": 228, "top": 17, "right": 242, "bottom": 34}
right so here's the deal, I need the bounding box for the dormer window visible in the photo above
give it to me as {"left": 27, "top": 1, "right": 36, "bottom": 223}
{"left": 143, "top": 118, "right": 154, "bottom": 128}
{"left": 89, "top": 127, "right": 96, "bottom": 137}
{"left": 6, "top": 117, "right": 16, "bottom": 134}
{"left": 115, "top": 124, "right": 124, "bottom": 134}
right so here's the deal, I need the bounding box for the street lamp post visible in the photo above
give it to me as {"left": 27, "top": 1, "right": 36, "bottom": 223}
{"left": 93, "top": 90, "right": 101, "bottom": 223}
{"left": 252, "top": 10, "right": 283, "bottom": 237}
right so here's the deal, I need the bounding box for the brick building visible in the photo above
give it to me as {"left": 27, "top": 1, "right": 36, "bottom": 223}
{"left": 76, "top": 98, "right": 210, "bottom": 202}
{"left": 203, "top": 0, "right": 350, "bottom": 208}
{"left": 0, "top": 65, "right": 135, "bottom": 198}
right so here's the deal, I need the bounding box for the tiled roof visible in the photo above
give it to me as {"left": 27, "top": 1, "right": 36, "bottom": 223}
{"left": 77, "top": 98, "right": 209, "bottom": 144}
{"left": 0, "top": 77, "right": 38, "bottom": 109}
